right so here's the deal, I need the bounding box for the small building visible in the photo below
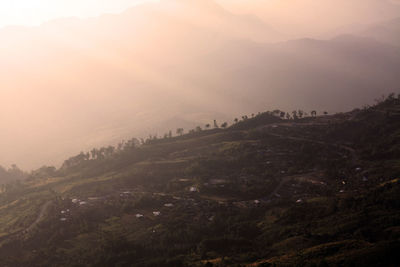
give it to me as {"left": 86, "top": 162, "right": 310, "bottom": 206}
{"left": 136, "top": 214, "right": 144, "bottom": 218}
{"left": 72, "top": 199, "right": 79, "bottom": 204}
{"left": 164, "top": 203, "right": 174, "bottom": 207}
{"left": 153, "top": 211, "right": 161, "bottom": 216}
{"left": 189, "top": 186, "right": 198, "bottom": 192}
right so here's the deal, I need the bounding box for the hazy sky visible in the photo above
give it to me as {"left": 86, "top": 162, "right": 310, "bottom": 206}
{"left": 0, "top": 0, "right": 153, "bottom": 28}
{"left": 0, "top": 0, "right": 399, "bottom": 170}
{"left": 2, "top": 0, "right": 400, "bottom": 36}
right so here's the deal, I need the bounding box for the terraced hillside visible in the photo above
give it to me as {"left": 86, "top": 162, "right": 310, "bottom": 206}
{"left": 0, "top": 96, "right": 399, "bottom": 266}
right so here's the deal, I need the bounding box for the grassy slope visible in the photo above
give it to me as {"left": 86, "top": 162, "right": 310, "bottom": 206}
{"left": 0, "top": 98, "right": 399, "bottom": 266}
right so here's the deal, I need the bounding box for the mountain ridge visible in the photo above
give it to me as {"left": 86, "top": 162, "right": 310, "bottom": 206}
{"left": 0, "top": 0, "right": 399, "bottom": 170}
{"left": 0, "top": 96, "right": 399, "bottom": 266}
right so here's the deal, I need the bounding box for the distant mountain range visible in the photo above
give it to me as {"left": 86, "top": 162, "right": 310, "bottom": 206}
{"left": 360, "top": 17, "right": 400, "bottom": 46}
{"left": 0, "top": 0, "right": 399, "bottom": 169}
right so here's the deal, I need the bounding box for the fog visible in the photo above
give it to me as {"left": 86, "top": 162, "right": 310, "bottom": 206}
{"left": 217, "top": 0, "right": 400, "bottom": 38}
{"left": 0, "top": 0, "right": 399, "bottom": 169}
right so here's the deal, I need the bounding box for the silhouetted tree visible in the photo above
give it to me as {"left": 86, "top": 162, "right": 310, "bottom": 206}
{"left": 311, "top": 110, "right": 317, "bottom": 117}
{"left": 292, "top": 110, "right": 298, "bottom": 120}
{"left": 221, "top": 122, "right": 228, "bottom": 129}
{"left": 90, "top": 148, "right": 97, "bottom": 159}
{"left": 176, "top": 128, "right": 184, "bottom": 136}
{"left": 213, "top": 120, "right": 219, "bottom": 128}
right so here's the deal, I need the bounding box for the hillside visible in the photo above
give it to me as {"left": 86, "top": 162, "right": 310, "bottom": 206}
{"left": 0, "top": 96, "right": 399, "bottom": 266}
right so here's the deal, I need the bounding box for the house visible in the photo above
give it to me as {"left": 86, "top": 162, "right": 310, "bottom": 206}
{"left": 136, "top": 214, "right": 144, "bottom": 218}
{"left": 164, "top": 203, "right": 174, "bottom": 207}
{"left": 60, "top": 218, "right": 67, "bottom": 222}
{"left": 153, "top": 211, "right": 161, "bottom": 216}
{"left": 79, "top": 201, "right": 87, "bottom": 205}
{"left": 71, "top": 199, "right": 79, "bottom": 204}
{"left": 189, "top": 186, "right": 198, "bottom": 192}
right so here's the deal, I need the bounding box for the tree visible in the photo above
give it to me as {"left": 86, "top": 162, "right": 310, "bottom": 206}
{"left": 91, "top": 148, "right": 98, "bottom": 160}
{"left": 213, "top": 120, "right": 219, "bottom": 128}
{"left": 234, "top": 118, "right": 239, "bottom": 124}
{"left": 195, "top": 126, "right": 202, "bottom": 132}
{"left": 221, "top": 122, "right": 228, "bottom": 129}
{"left": 105, "top": 146, "right": 115, "bottom": 157}
{"left": 292, "top": 110, "right": 298, "bottom": 120}
{"left": 298, "top": 110, "right": 304, "bottom": 118}
{"left": 286, "top": 113, "right": 291, "bottom": 120}
{"left": 205, "top": 124, "right": 211, "bottom": 129}
{"left": 272, "top": 109, "right": 280, "bottom": 116}
{"left": 176, "top": 128, "right": 184, "bottom": 136}
{"left": 311, "top": 110, "right": 317, "bottom": 117}
{"left": 323, "top": 111, "right": 328, "bottom": 115}
{"left": 280, "top": 111, "right": 286, "bottom": 119}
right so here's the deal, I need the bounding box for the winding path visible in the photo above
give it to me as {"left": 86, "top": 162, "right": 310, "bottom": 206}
{"left": 266, "top": 131, "right": 359, "bottom": 165}
{"left": 26, "top": 200, "right": 52, "bottom": 233}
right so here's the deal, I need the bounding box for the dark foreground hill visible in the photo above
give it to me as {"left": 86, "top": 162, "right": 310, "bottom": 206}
{"left": 0, "top": 96, "right": 399, "bottom": 266}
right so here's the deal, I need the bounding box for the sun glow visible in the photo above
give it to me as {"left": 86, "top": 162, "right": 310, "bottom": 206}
{"left": 0, "top": 0, "right": 154, "bottom": 28}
